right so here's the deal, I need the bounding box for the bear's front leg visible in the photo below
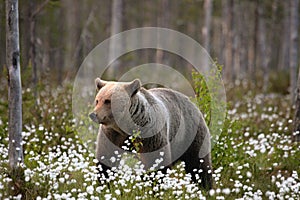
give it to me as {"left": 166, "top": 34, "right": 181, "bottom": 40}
{"left": 96, "top": 125, "right": 127, "bottom": 179}
{"left": 138, "top": 135, "right": 172, "bottom": 171}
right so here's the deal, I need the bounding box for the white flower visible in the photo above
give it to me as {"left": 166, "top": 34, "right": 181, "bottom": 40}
{"left": 115, "top": 189, "right": 121, "bottom": 195}
{"left": 124, "top": 189, "right": 131, "bottom": 193}
{"left": 104, "top": 194, "right": 112, "bottom": 200}
{"left": 209, "top": 189, "right": 215, "bottom": 196}
{"left": 53, "top": 183, "right": 58, "bottom": 190}
{"left": 244, "top": 132, "right": 250, "bottom": 137}
{"left": 110, "top": 157, "right": 116, "bottom": 163}
{"left": 25, "top": 176, "right": 30, "bottom": 182}
{"left": 222, "top": 188, "right": 231, "bottom": 195}
{"left": 59, "top": 177, "right": 65, "bottom": 183}
{"left": 246, "top": 171, "right": 252, "bottom": 178}
{"left": 86, "top": 185, "right": 94, "bottom": 195}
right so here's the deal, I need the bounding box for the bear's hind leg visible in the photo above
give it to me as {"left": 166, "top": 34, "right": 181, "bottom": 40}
{"left": 198, "top": 153, "right": 213, "bottom": 190}
{"left": 180, "top": 149, "right": 213, "bottom": 190}
{"left": 183, "top": 155, "right": 213, "bottom": 190}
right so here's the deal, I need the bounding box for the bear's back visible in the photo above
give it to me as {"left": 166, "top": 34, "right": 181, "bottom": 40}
{"left": 147, "top": 87, "right": 204, "bottom": 134}
{"left": 148, "top": 87, "right": 206, "bottom": 132}
{"left": 147, "top": 87, "right": 198, "bottom": 112}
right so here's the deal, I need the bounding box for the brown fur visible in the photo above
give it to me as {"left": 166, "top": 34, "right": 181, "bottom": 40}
{"left": 89, "top": 78, "right": 213, "bottom": 189}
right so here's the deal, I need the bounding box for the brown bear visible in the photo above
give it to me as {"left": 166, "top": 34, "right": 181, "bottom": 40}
{"left": 89, "top": 78, "right": 213, "bottom": 189}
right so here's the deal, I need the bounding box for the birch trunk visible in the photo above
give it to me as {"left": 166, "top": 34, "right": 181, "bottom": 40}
{"left": 6, "top": 0, "right": 24, "bottom": 169}
{"left": 107, "top": 0, "right": 123, "bottom": 79}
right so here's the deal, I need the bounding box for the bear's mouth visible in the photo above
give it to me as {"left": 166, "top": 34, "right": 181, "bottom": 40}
{"left": 89, "top": 113, "right": 111, "bottom": 125}
{"left": 99, "top": 120, "right": 106, "bottom": 125}
{"left": 99, "top": 117, "right": 110, "bottom": 125}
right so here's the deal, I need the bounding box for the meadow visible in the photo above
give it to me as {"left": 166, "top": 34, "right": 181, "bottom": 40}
{"left": 0, "top": 74, "right": 299, "bottom": 200}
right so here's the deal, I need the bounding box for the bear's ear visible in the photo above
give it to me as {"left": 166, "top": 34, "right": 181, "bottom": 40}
{"left": 95, "top": 78, "right": 106, "bottom": 92}
{"left": 125, "top": 79, "right": 141, "bottom": 97}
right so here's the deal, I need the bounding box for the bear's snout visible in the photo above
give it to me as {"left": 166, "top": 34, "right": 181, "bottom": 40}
{"left": 89, "top": 112, "right": 98, "bottom": 123}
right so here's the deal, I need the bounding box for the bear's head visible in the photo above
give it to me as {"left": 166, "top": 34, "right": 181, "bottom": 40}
{"left": 89, "top": 78, "right": 141, "bottom": 131}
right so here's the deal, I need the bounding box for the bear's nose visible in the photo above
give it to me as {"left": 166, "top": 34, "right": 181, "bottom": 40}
{"left": 89, "top": 112, "right": 97, "bottom": 122}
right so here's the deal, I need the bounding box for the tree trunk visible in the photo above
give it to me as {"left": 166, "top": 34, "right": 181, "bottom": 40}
{"left": 156, "top": 0, "right": 169, "bottom": 64}
{"left": 258, "top": 3, "right": 270, "bottom": 92}
{"left": 291, "top": 0, "right": 300, "bottom": 142}
{"left": 247, "top": 1, "right": 258, "bottom": 80}
{"left": 202, "top": 0, "right": 212, "bottom": 53}
{"left": 29, "top": 1, "right": 38, "bottom": 102}
{"left": 62, "top": 0, "right": 81, "bottom": 70}
{"left": 222, "top": 0, "right": 234, "bottom": 82}
{"left": 202, "top": 0, "right": 212, "bottom": 71}
{"left": 270, "top": 0, "right": 279, "bottom": 71}
{"left": 278, "top": 1, "right": 290, "bottom": 71}
{"left": 293, "top": 70, "right": 300, "bottom": 142}
{"left": 107, "top": 0, "right": 123, "bottom": 79}
{"left": 5, "top": 0, "right": 24, "bottom": 170}
{"left": 0, "top": 3, "right": 5, "bottom": 73}
{"left": 237, "top": 1, "right": 248, "bottom": 79}
{"left": 252, "top": 0, "right": 259, "bottom": 80}
{"left": 232, "top": 0, "right": 238, "bottom": 80}
{"left": 290, "top": 0, "right": 299, "bottom": 103}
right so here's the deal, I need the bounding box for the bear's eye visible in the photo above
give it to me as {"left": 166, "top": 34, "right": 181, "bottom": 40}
{"left": 104, "top": 99, "right": 111, "bottom": 104}
{"left": 95, "top": 100, "right": 99, "bottom": 105}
